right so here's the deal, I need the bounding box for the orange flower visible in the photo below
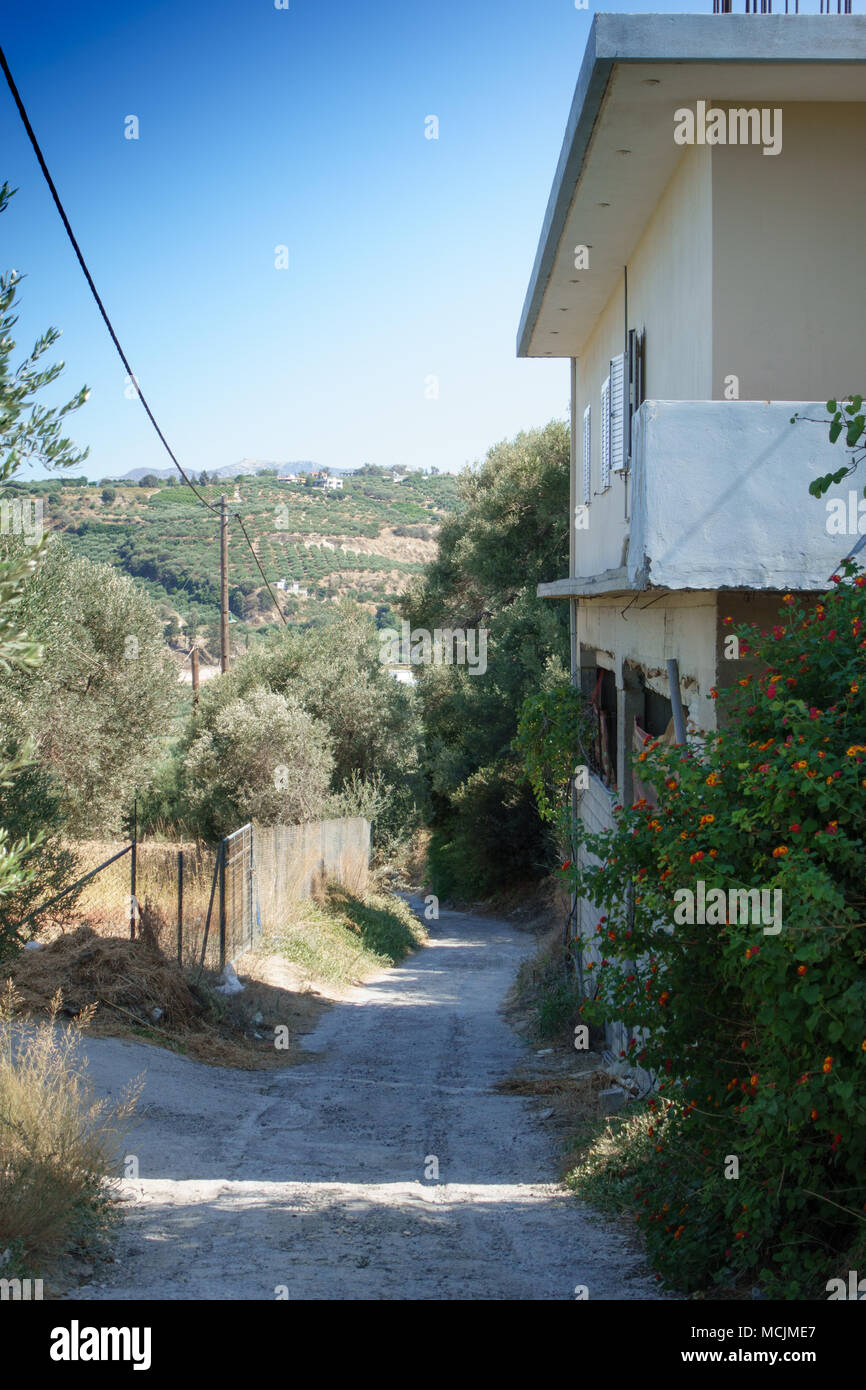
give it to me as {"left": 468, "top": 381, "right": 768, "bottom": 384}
{"left": 797, "top": 965, "right": 807, "bottom": 976}
{"left": 823, "top": 1056, "right": 833, "bottom": 1073}
{"left": 772, "top": 846, "right": 788, "bottom": 858}
{"left": 699, "top": 814, "right": 715, "bottom": 827}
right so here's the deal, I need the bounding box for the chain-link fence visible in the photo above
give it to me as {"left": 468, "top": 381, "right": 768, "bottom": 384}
{"left": 55, "top": 817, "right": 369, "bottom": 973}
{"left": 218, "top": 822, "right": 257, "bottom": 966}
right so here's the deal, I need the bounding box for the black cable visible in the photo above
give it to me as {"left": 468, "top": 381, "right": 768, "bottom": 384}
{"left": 232, "top": 511, "right": 289, "bottom": 627}
{"left": 2, "top": 42, "right": 294, "bottom": 627}
{"left": 0, "top": 42, "right": 216, "bottom": 514}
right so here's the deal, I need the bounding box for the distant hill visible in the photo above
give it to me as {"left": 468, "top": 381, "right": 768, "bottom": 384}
{"left": 115, "top": 460, "right": 323, "bottom": 483}
{"left": 48, "top": 468, "right": 461, "bottom": 645}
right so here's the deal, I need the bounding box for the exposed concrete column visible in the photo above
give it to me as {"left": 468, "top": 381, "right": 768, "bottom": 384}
{"left": 618, "top": 660, "right": 645, "bottom": 806}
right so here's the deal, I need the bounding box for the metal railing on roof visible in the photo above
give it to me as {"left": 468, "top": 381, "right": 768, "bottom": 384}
{"left": 714, "top": 1, "right": 853, "bottom": 11}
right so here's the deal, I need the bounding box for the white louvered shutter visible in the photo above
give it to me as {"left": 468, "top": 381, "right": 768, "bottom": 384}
{"left": 600, "top": 377, "right": 611, "bottom": 492}
{"left": 609, "top": 352, "right": 628, "bottom": 473}
{"left": 582, "top": 405, "right": 591, "bottom": 506}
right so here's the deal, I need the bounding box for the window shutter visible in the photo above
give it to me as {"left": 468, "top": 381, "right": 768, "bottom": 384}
{"left": 609, "top": 352, "right": 628, "bottom": 474}
{"left": 600, "top": 377, "right": 611, "bottom": 491}
{"left": 582, "top": 405, "right": 591, "bottom": 506}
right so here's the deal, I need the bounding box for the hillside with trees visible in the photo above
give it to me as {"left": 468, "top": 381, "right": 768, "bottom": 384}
{"left": 11, "top": 465, "right": 461, "bottom": 653}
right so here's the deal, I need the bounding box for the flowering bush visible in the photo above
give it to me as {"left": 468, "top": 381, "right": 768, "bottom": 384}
{"left": 559, "top": 565, "right": 866, "bottom": 1296}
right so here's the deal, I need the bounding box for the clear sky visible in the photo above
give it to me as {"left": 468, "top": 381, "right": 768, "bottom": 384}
{"left": 1, "top": 0, "right": 695, "bottom": 481}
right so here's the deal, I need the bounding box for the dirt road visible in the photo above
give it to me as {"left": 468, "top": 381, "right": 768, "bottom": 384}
{"left": 69, "top": 901, "right": 662, "bottom": 1301}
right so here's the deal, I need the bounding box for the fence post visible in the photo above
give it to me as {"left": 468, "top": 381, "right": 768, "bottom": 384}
{"left": 177, "top": 849, "right": 184, "bottom": 965}
{"left": 198, "top": 841, "right": 222, "bottom": 974}
{"left": 129, "top": 797, "right": 137, "bottom": 940}
{"left": 218, "top": 837, "right": 227, "bottom": 972}
{"left": 248, "top": 825, "right": 255, "bottom": 951}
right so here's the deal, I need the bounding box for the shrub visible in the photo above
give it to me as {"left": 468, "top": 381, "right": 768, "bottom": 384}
{"left": 0, "top": 983, "right": 139, "bottom": 1276}
{"left": 0, "top": 538, "right": 178, "bottom": 836}
{"left": 0, "top": 750, "right": 79, "bottom": 957}
{"left": 183, "top": 686, "right": 334, "bottom": 838}
{"left": 560, "top": 567, "right": 866, "bottom": 1297}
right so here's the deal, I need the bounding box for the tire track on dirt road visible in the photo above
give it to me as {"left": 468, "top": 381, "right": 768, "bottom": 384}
{"left": 67, "top": 902, "right": 665, "bottom": 1301}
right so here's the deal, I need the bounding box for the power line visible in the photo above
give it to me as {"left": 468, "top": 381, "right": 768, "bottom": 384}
{"left": 0, "top": 43, "right": 290, "bottom": 633}
{"left": 0, "top": 44, "right": 217, "bottom": 514}
{"left": 233, "top": 511, "right": 289, "bottom": 627}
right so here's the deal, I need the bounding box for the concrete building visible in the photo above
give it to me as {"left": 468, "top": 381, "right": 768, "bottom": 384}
{"left": 519, "top": 13, "right": 866, "bottom": 1003}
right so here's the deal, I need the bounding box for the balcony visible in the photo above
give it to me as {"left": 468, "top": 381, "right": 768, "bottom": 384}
{"left": 539, "top": 400, "right": 859, "bottom": 601}
{"left": 629, "top": 400, "right": 856, "bottom": 591}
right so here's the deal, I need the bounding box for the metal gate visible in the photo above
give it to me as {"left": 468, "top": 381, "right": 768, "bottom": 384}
{"left": 219, "top": 823, "right": 259, "bottom": 968}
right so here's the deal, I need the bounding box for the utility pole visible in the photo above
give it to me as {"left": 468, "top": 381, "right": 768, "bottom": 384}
{"left": 191, "top": 645, "right": 200, "bottom": 707}
{"left": 220, "top": 493, "right": 229, "bottom": 674}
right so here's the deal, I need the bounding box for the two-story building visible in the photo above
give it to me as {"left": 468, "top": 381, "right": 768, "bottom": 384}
{"left": 518, "top": 11, "right": 866, "bottom": 995}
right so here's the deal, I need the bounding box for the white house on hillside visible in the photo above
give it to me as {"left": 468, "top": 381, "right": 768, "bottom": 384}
{"left": 519, "top": 12, "right": 866, "bottom": 988}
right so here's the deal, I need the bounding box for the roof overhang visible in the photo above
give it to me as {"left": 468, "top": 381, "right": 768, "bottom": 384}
{"left": 518, "top": 14, "right": 866, "bottom": 359}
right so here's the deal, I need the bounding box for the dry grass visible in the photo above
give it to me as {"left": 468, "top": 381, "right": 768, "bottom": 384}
{"left": 7, "top": 924, "right": 334, "bottom": 1070}
{"left": 51, "top": 839, "right": 220, "bottom": 968}
{"left": 0, "top": 981, "right": 140, "bottom": 1279}
{"left": 16, "top": 841, "right": 426, "bottom": 1071}
{"left": 9, "top": 926, "right": 201, "bottom": 1031}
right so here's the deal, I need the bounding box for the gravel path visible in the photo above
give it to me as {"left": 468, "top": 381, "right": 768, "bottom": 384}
{"left": 68, "top": 901, "right": 663, "bottom": 1301}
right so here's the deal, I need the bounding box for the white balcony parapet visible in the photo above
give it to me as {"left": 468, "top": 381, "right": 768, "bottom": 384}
{"left": 628, "top": 400, "right": 855, "bottom": 592}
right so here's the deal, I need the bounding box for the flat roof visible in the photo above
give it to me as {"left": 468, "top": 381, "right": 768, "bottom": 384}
{"left": 518, "top": 14, "right": 866, "bottom": 359}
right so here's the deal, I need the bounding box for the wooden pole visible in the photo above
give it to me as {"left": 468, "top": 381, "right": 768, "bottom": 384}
{"left": 220, "top": 493, "right": 229, "bottom": 674}
{"left": 218, "top": 841, "right": 227, "bottom": 973}
{"left": 177, "top": 849, "right": 184, "bottom": 965}
{"left": 129, "top": 797, "right": 137, "bottom": 940}
{"left": 191, "top": 645, "right": 200, "bottom": 707}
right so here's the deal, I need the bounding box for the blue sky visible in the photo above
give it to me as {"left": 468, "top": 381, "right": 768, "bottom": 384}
{"left": 1, "top": 0, "right": 694, "bottom": 480}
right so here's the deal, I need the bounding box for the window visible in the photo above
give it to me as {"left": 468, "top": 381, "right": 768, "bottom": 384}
{"left": 600, "top": 377, "right": 611, "bottom": 492}
{"left": 626, "top": 328, "right": 646, "bottom": 468}
{"left": 609, "top": 352, "right": 628, "bottom": 474}
{"left": 582, "top": 405, "right": 591, "bottom": 506}
{"left": 580, "top": 658, "right": 617, "bottom": 789}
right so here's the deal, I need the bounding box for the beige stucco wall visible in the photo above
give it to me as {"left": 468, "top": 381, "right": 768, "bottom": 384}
{"left": 570, "top": 106, "right": 866, "bottom": 583}
{"left": 573, "top": 145, "right": 713, "bottom": 580}
{"left": 628, "top": 145, "right": 714, "bottom": 401}
{"left": 711, "top": 103, "right": 866, "bottom": 401}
